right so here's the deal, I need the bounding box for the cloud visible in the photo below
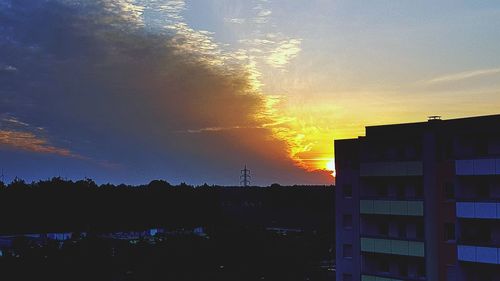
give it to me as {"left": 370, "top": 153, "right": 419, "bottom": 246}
{"left": 234, "top": 1, "right": 303, "bottom": 73}
{"left": 178, "top": 126, "right": 247, "bottom": 134}
{"left": 0, "top": 0, "right": 330, "bottom": 185}
{"left": 0, "top": 116, "right": 30, "bottom": 128}
{"left": 226, "top": 1, "right": 304, "bottom": 90}
{"left": 102, "top": 0, "right": 145, "bottom": 26}
{"left": 0, "top": 115, "right": 83, "bottom": 159}
{"left": 266, "top": 39, "right": 302, "bottom": 68}
{"left": 0, "top": 64, "right": 18, "bottom": 74}
{"left": 228, "top": 1, "right": 308, "bottom": 170}
{"left": 157, "top": 0, "right": 186, "bottom": 20}
{"left": 0, "top": 130, "right": 81, "bottom": 158}
{"left": 426, "top": 68, "right": 500, "bottom": 84}
{"left": 225, "top": 18, "right": 246, "bottom": 24}
{"left": 253, "top": 1, "right": 272, "bottom": 24}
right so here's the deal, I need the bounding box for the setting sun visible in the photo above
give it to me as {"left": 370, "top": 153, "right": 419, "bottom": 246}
{"left": 325, "top": 159, "right": 335, "bottom": 171}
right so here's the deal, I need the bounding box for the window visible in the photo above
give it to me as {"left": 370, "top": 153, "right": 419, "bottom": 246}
{"left": 415, "top": 185, "right": 424, "bottom": 198}
{"left": 378, "top": 260, "right": 390, "bottom": 273}
{"left": 490, "top": 137, "right": 500, "bottom": 155}
{"left": 385, "top": 148, "right": 396, "bottom": 160}
{"left": 406, "top": 144, "right": 418, "bottom": 160}
{"left": 444, "top": 223, "right": 455, "bottom": 241}
{"left": 398, "top": 223, "right": 406, "bottom": 238}
{"left": 398, "top": 262, "right": 408, "bottom": 277}
{"left": 377, "top": 184, "right": 388, "bottom": 197}
{"left": 343, "top": 184, "right": 353, "bottom": 198}
{"left": 416, "top": 223, "right": 424, "bottom": 239}
{"left": 444, "top": 183, "right": 454, "bottom": 200}
{"left": 397, "top": 147, "right": 405, "bottom": 160}
{"left": 477, "top": 139, "right": 489, "bottom": 156}
{"left": 379, "top": 222, "right": 389, "bottom": 236}
{"left": 343, "top": 244, "right": 353, "bottom": 258}
{"left": 342, "top": 274, "right": 353, "bottom": 281}
{"left": 343, "top": 214, "right": 352, "bottom": 229}
{"left": 397, "top": 184, "right": 405, "bottom": 199}
{"left": 417, "top": 262, "right": 425, "bottom": 277}
{"left": 477, "top": 184, "right": 490, "bottom": 199}
{"left": 444, "top": 140, "right": 454, "bottom": 159}
{"left": 462, "top": 222, "right": 492, "bottom": 244}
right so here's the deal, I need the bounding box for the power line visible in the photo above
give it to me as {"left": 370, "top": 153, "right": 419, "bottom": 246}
{"left": 240, "top": 165, "right": 251, "bottom": 187}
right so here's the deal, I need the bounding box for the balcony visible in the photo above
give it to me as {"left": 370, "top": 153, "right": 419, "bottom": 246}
{"left": 456, "top": 202, "right": 500, "bottom": 219}
{"left": 360, "top": 161, "right": 423, "bottom": 177}
{"left": 457, "top": 245, "right": 500, "bottom": 264}
{"left": 361, "top": 275, "right": 403, "bottom": 281}
{"left": 455, "top": 158, "right": 500, "bottom": 176}
{"left": 360, "top": 200, "right": 424, "bottom": 216}
{"left": 361, "top": 237, "right": 425, "bottom": 257}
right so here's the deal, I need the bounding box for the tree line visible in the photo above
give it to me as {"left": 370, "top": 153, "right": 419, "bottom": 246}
{"left": 0, "top": 177, "right": 334, "bottom": 235}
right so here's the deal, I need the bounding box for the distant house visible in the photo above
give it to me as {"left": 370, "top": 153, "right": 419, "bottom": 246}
{"left": 47, "top": 232, "right": 72, "bottom": 241}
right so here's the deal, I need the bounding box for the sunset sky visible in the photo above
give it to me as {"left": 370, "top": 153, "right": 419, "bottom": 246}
{"left": 1, "top": 0, "right": 500, "bottom": 185}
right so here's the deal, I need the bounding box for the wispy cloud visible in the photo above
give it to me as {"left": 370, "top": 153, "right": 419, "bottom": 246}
{"left": 426, "top": 68, "right": 500, "bottom": 84}
{"left": 100, "top": 0, "right": 145, "bottom": 26}
{"left": 177, "top": 126, "right": 248, "bottom": 134}
{"left": 252, "top": 0, "right": 272, "bottom": 24}
{"left": 225, "top": 1, "right": 303, "bottom": 92}
{"left": 0, "top": 130, "right": 81, "bottom": 158}
{"left": 266, "top": 39, "right": 302, "bottom": 68}
{"left": 0, "top": 115, "right": 83, "bottom": 159}
{"left": 1, "top": 116, "right": 30, "bottom": 127}
{"left": 225, "top": 18, "right": 246, "bottom": 24}
{"left": 0, "top": 64, "right": 18, "bottom": 73}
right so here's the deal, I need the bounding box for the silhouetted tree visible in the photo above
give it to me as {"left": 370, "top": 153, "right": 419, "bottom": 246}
{"left": 270, "top": 183, "right": 281, "bottom": 188}
{"left": 100, "top": 183, "right": 115, "bottom": 190}
{"left": 8, "top": 177, "right": 29, "bottom": 191}
{"left": 179, "top": 182, "right": 191, "bottom": 189}
{"left": 74, "top": 178, "right": 97, "bottom": 190}
{"left": 148, "top": 179, "right": 171, "bottom": 190}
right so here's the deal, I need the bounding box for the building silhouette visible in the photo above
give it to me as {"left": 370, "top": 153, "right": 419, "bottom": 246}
{"left": 335, "top": 114, "right": 500, "bottom": 281}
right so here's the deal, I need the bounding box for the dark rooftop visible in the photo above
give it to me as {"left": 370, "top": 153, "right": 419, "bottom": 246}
{"left": 366, "top": 114, "right": 500, "bottom": 139}
{"left": 335, "top": 114, "right": 500, "bottom": 143}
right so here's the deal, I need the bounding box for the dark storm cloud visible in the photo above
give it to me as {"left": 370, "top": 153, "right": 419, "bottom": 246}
{"left": 0, "top": 0, "right": 331, "bottom": 185}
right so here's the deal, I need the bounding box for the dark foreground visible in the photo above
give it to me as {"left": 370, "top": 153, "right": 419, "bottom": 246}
{"left": 0, "top": 226, "right": 333, "bottom": 281}
{"left": 0, "top": 178, "right": 334, "bottom": 280}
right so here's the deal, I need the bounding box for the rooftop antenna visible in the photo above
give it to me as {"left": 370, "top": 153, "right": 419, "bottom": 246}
{"left": 240, "top": 165, "right": 251, "bottom": 187}
{"left": 428, "top": 115, "right": 442, "bottom": 121}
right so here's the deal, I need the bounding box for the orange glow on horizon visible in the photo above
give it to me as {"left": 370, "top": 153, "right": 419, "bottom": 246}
{"left": 259, "top": 94, "right": 344, "bottom": 179}
{"left": 326, "top": 158, "right": 335, "bottom": 173}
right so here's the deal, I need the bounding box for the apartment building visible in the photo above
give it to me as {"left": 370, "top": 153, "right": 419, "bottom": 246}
{"left": 335, "top": 114, "right": 500, "bottom": 281}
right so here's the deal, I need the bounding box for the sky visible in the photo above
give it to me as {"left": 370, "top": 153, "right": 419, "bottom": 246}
{"left": 1, "top": 0, "right": 500, "bottom": 185}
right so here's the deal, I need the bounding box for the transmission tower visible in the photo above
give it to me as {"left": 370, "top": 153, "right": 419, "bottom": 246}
{"left": 0, "top": 169, "right": 4, "bottom": 183}
{"left": 240, "top": 165, "right": 251, "bottom": 187}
